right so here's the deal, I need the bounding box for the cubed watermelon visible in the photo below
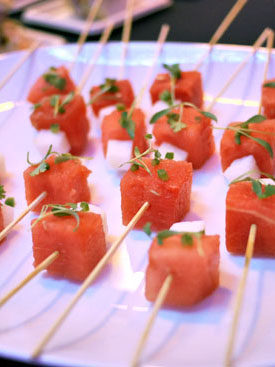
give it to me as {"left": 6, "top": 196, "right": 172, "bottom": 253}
{"left": 153, "top": 106, "right": 215, "bottom": 169}
{"left": 262, "top": 79, "right": 275, "bottom": 119}
{"left": 24, "top": 155, "right": 91, "bottom": 212}
{"left": 150, "top": 71, "right": 203, "bottom": 108}
{"left": 27, "top": 66, "right": 75, "bottom": 104}
{"left": 226, "top": 180, "right": 275, "bottom": 256}
{"left": 101, "top": 108, "right": 148, "bottom": 157}
{"left": 120, "top": 158, "right": 192, "bottom": 230}
{"left": 30, "top": 94, "right": 90, "bottom": 155}
{"left": 90, "top": 79, "right": 135, "bottom": 117}
{"left": 220, "top": 120, "right": 275, "bottom": 175}
{"left": 31, "top": 211, "right": 106, "bottom": 281}
{"left": 145, "top": 233, "right": 220, "bottom": 306}
{"left": 0, "top": 205, "right": 4, "bottom": 243}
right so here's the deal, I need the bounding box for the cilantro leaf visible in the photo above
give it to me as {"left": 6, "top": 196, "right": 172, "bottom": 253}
{"left": 30, "top": 161, "right": 50, "bottom": 176}
{"left": 163, "top": 64, "right": 181, "bottom": 79}
{"left": 252, "top": 179, "right": 275, "bottom": 199}
{"left": 4, "top": 197, "right": 15, "bottom": 207}
{"left": 43, "top": 72, "right": 66, "bottom": 90}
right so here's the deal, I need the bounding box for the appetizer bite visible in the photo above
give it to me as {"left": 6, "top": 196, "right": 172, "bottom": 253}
{"left": 23, "top": 147, "right": 91, "bottom": 212}
{"left": 220, "top": 116, "right": 275, "bottom": 178}
{"left": 150, "top": 64, "right": 203, "bottom": 108}
{"left": 31, "top": 203, "right": 107, "bottom": 281}
{"left": 30, "top": 92, "right": 89, "bottom": 155}
{"left": 90, "top": 78, "right": 135, "bottom": 117}
{"left": 226, "top": 178, "right": 275, "bottom": 256}
{"left": 120, "top": 154, "right": 192, "bottom": 230}
{"left": 0, "top": 185, "right": 15, "bottom": 241}
{"left": 145, "top": 229, "right": 220, "bottom": 306}
{"left": 262, "top": 79, "right": 275, "bottom": 119}
{"left": 101, "top": 106, "right": 148, "bottom": 169}
{"left": 151, "top": 103, "right": 216, "bottom": 169}
{"left": 28, "top": 66, "right": 76, "bottom": 104}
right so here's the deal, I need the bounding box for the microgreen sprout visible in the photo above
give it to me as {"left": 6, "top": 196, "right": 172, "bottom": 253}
{"left": 43, "top": 68, "right": 66, "bottom": 90}
{"left": 89, "top": 78, "right": 120, "bottom": 105}
{"left": 263, "top": 81, "right": 275, "bottom": 88}
{"left": 0, "top": 185, "right": 15, "bottom": 208}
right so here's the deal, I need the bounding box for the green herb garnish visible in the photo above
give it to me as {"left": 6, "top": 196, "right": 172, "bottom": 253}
{"left": 50, "top": 92, "right": 75, "bottom": 116}
{"left": 156, "top": 230, "right": 204, "bottom": 255}
{"left": 263, "top": 82, "right": 275, "bottom": 88}
{"left": 165, "top": 152, "right": 174, "bottom": 160}
{"left": 0, "top": 185, "right": 6, "bottom": 200}
{"left": 4, "top": 197, "right": 15, "bottom": 207}
{"left": 116, "top": 103, "right": 126, "bottom": 111}
{"left": 163, "top": 64, "right": 181, "bottom": 79}
{"left": 43, "top": 69, "right": 66, "bottom": 91}
{"left": 50, "top": 124, "right": 60, "bottom": 133}
{"left": 120, "top": 111, "right": 135, "bottom": 139}
{"left": 143, "top": 222, "right": 152, "bottom": 236}
{"left": 33, "top": 103, "right": 41, "bottom": 110}
{"left": 145, "top": 133, "right": 152, "bottom": 139}
{"left": 100, "top": 78, "right": 119, "bottom": 93}
{"left": 157, "top": 169, "right": 169, "bottom": 181}
{"left": 160, "top": 90, "right": 173, "bottom": 106}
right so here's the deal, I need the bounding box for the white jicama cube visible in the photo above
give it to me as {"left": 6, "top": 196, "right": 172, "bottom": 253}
{"left": 170, "top": 220, "right": 205, "bottom": 233}
{"left": 259, "top": 178, "right": 275, "bottom": 185}
{"left": 98, "top": 106, "right": 116, "bottom": 125}
{"left": 0, "top": 154, "right": 7, "bottom": 180}
{"left": 106, "top": 140, "right": 132, "bottom": 170}
{"left": 2, "top": 204, "right": 14, "bottom": 228}
{"left": 223, "top": 155, "right": 260, "bottom": 183}
{"left": 34, "top": 130, "right": 70, "bottom": 156}
{"left": 157, "top": 142, "right": 188, "bottom": 161}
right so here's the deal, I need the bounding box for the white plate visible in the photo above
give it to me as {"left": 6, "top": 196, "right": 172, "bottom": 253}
{"left": 0, "top": 41, "right": 275, "bottom": 367}
{"left": 22, "top": 0, "right": 172, "bottom": 35}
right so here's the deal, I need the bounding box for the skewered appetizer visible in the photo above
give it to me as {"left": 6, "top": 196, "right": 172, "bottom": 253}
{"left": 150, "top": 64, "right": 203, "bottom": 108}
{"left": 226, "top": 178, "right": 275, "bottom": 256}
{"left": 90, "top": 78, "right": 135, "bottom": 117}
{"left": 145, "top": 229, "right": 220, "bottom": 306}
{"left": 31, "top": 203, "right": 107, "bottom": 281}
{"left": 23, "top": 147, "right": 91, "bottom": 213}
{"left": 262, "top": 79, "right": 275, "bottom": 119}
{"left": 151, "top": 104, "right": 216, "bottom": 169}
{"left": 120, "top": 154, "right": 192, "bottom": 230}
{"left": 0, "top": 185, "right": 15, "bottom": 241}
{"left": 30, "top": 92, "right": 89, "bottom": 155}
{"left": 28, "top": 66, "right": 76, "bottom": 104}
{"left": 220, "top": 116, "right": 275, "bottom": 179}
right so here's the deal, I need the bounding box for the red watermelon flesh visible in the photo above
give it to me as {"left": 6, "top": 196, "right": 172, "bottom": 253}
{"left": 220, "top": 120, "right": 275, "bottom": 175}
{"left": 101, "top": 108, "right": 148, "bottom": 157}
{"left": 120, "top": 158, "right": 192, "bottom": 230}
{"left": 90, "top": 79, "right": 135, "bottom": 117}
{"left": 24, "top": 155, "right": 91, "bottom": 212}
{"left": 145, "top": 233, "right": 220, "bottom": 306}
{"left": 226, "top": 180, "right": 275, "bottom": 256}
{"left": 32, "top": 211, "right": 106, "bottom": 281}
{"left": 262, "top": 79, "right": 275, "bottom": 119}
{"left": 30, "top": 93, "right": 90, "bottom": 155}
{"left": 153, "top": 106, "right": 215, "bottom": 169}
{"left": 0, "top": 205, "right": 4, "bottom": 244}
{"left": 28, "top": 66, "right": 75, "bottom": 104}
{"left": 150, "top": 71, "right": 203, "bottom": 108}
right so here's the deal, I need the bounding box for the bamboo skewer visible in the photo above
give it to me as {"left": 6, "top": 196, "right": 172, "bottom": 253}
{"left": 258, "top": 29, "right": 274, "bottom": 114}
{"left": 207, "top": 27, "right": 272, "bottom": 112}
{"left": 32, "top": 201, "right": 149, "bottom": 359}
{"left": 77, "top": 21, "right": 114, "bottom": 94}
{"left": 224, "top": 224, "right": 257, "bottom": 367}
{"left": 194, "top": 0, "right": 248, "bottom": 71}
{"left": 0, "top": 41, "right": 40, "bottom": 91}
{"left": 0, "top": 251, "right": 59, "bottom": 307}
{"left": 0, "top": 191, "right": 46, "bottom": 242}
{"left": 68, "top": 0, "right": 104, "bottom": 72}
{"left": 131, "top": 274, "right": 173, "bottom": 367}
{"left": 119, "top": 0, "right": 135, "bottom": 80}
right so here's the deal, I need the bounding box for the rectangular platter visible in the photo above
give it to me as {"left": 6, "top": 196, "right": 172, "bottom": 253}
{"left": 0, "top": 41, "right": 274, "bottom": 367}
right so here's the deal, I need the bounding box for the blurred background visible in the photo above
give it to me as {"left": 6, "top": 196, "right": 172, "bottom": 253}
{"left": 0, "top": 0, "right": 274, "bottom": 53}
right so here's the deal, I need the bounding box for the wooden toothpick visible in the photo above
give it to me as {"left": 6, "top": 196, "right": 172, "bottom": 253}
{"left": 32, "top": 201, "right": 149, "bottom": 359}
{"left": 0, "top": 41, "right": 40, "bottom": 91}
{"left": 76, "top": 21, "right": 114, "bottom": 94}
{"left": 0, "top": 251, "right": 59, "bottom": 307}
{"left": 224, "top": 224, "right": 257, "bottom": 367}
{"left": 131, "top": 274, "right": 173, "bottom": 367}
{"left": 207, "top": 27, "right": 272, "bottom": 112}
{"left": 0, "top": 191, "right": 47, "bottom": 242}
{"left": 119, "top": 0, "right": 135, "bottom": 80}
{"left": 194, "top": 0, "right": 248, "bottom": 71}
{"left": 68, "top": 0, "right": 104, "bottom": 72}
{"left": 258, "top": 29, "right": 274, "bottom": 114}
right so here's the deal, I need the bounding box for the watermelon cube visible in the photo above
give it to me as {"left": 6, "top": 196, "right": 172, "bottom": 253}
{"left": 150, "top": 71, "right": 203, "bottom": 108}
{"left": 90, "top": 79, "right": 135, "bottom": 117}
{"left": 101, "top": 108, "right": 148, "bottom": 158}
{"left": 262, "top": 79, "right": 275, "bottom": 119}
{"left": 153, "top": 106, "right": 215, "bottom": 169}
{"left": 30, "top": 93, "right": 90, "bottom": 155}
{"left": 220, "top": 120, "right": 275, "bottom": 176}
{"left": 23, "top": 155, "right": 91, "bottom": 212}
{"left": 31, "top": 210, "right": 106, "bottom": 281}
{"left": 120, "top": 158, "right": 192, "bottom": 230}
{"left": 0, "top": 206, "right": 4, "bottom": 243}
{"left": 145, "top": 233, "right": 220, "bottom": 306}
{"left": 28, "top": 66, "right": 75, "bottom": 104}
{"left": 226, "top": 180, "right": 275, "bottom": 256}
